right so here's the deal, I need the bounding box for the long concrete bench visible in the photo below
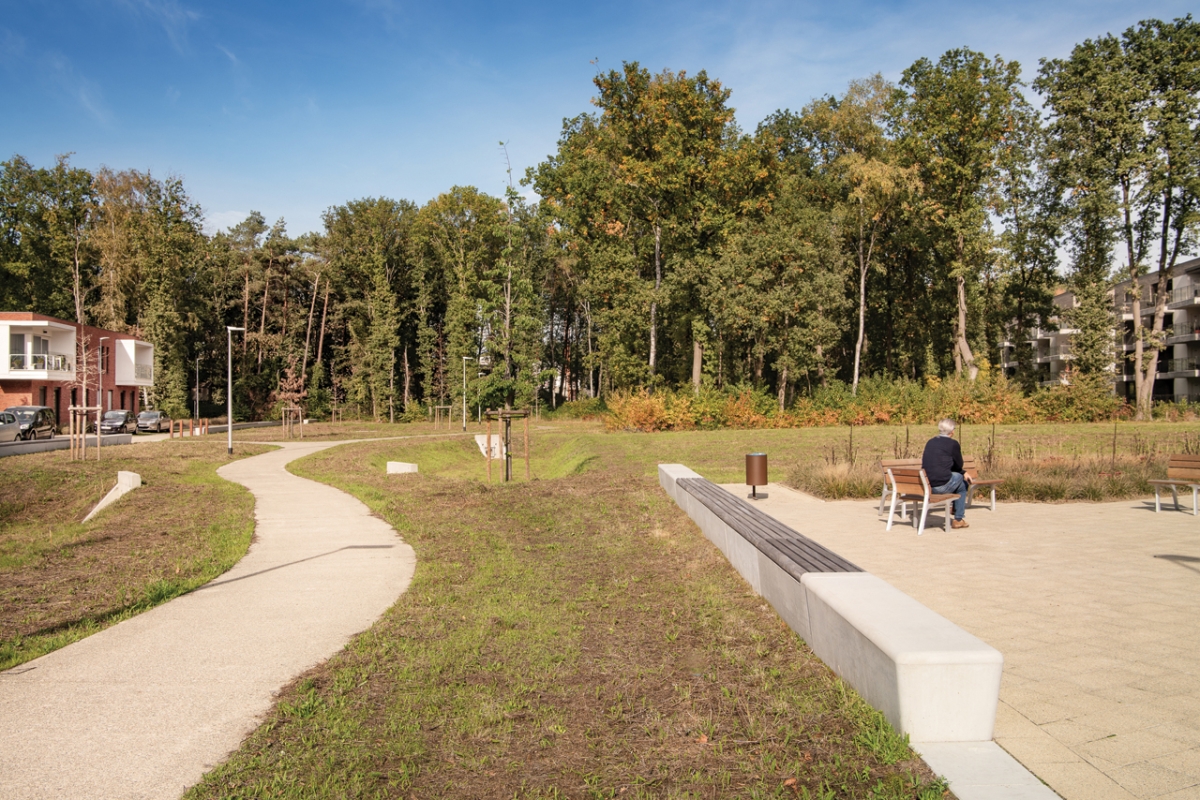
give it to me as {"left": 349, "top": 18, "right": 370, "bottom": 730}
{"left": 659, "top": 464, "right": 1003, "bottom": 744}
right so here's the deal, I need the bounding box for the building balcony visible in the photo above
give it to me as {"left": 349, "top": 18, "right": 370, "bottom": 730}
{"left": 8, "top": 352, "right": 74, "bottom": 372}
{"left": 1167, "top": 332, "right": 1200, "bottom": 346}
{"left": 1164, "top": 358, "right": 1200, "bottom": 378}
{"left": 1169, "top": 285, "right": 1200, "bottom": 308}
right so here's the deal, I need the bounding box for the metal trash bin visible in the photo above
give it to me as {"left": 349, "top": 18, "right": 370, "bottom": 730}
{"left": 746, "top": 452, "right": 767, "bottom": 500}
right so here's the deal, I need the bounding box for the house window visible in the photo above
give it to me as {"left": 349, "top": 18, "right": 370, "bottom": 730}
{"left": 9, "top": 333, "right": 24, "bottom": 368}
{"left": 106, "top": 390, "right": 112, "bottom": 411}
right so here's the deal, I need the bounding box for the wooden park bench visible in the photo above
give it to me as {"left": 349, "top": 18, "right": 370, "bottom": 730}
{"left": 881, "top": 456, "right": 1003, "bottom": 516}
{"left": 879, "top": 458, "right": 921, "bottom": 515}
{"left": 963, "top": 456, "right": 1003, "bottom": 512}
{"left": 884, "top": 467, "right": 960, "bottom": 535}
{"left": 1150, "top": 454, "right": 1200, "bottom": 515}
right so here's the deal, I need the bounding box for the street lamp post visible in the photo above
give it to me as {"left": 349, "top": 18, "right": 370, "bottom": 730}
{"left": 97, "top": 335, "right": 110, "bottom": 417}
{"left": 227, "top": 327, "right": 245, "bottom": 455}
{"left": 462, "top": 356, "right": 473, "bottom": 432}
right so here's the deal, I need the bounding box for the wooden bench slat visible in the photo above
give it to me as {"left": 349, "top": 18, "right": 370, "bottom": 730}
{"left": 1166, "top": 468, "right": 1200, "bottom": 481}
{"left": 676, "top": 478, "right": 861, "bottom": 574}
{"left": 1167, "top": 454, "right": 1200, "bottom": 464}
{"left": 681, "top": 482, "right": 857, "bottom": 574}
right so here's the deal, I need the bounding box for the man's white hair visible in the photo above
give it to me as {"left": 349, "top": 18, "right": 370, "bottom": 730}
{"left": 938, "top": 418, "right": 956, "bottom": 435}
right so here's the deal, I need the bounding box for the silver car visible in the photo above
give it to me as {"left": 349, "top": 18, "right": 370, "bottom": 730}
{"left": 0, "top": 411, "right": 20, "bottom": 443}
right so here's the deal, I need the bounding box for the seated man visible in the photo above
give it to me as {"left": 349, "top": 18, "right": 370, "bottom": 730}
{"left": 922, "top": 418, "right": 969, "bottom": 529}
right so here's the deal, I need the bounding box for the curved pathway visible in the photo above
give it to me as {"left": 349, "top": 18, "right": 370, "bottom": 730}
{"left": 0, "top": 441, "right": 416, "bottom": 799}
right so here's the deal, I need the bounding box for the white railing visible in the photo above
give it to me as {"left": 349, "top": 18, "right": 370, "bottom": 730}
{"left": 9, "top": 353, "right": 73, "bottom": 371}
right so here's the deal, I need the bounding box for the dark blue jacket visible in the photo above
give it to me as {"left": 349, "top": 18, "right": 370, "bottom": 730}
{"left": 922, "top": 435, "right": 963, "bottom": 487}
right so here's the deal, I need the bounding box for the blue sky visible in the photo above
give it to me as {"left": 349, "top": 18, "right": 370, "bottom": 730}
{"left": 2, "top": 0, "right": 1194, "bottom": 236}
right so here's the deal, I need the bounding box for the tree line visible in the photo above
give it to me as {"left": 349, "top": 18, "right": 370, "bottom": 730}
{"left": 2, "top": 16, "right": 1196, "bottom": 422}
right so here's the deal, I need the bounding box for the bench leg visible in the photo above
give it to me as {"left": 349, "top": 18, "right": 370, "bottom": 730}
{"left": 944, "top": 499, "right": 951, "bottom": 531}
{"left": 916, "top": 501, "right": 929, "bottom": 535}
{"left": 1172, "top": 486, "right": 1180, "bottom": 512}
{"left": 1155, "top": 486, "right": 1162, "bottom": 513}
{"left": 879, "top": 484, "right": 889, "bottom": 515}
{"left": 886, "top": 492, "right": 898, "bottom": 531}
{"left": 990, "top": 486, "right": 996, "bottom": 512}
{"left": 1193, "top": 486, "right": 1198, "bottom": 517}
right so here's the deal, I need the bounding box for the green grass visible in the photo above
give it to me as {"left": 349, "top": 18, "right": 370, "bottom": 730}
{"left": 0, "top": 440, "right": 270, "bottom": 670}
{"left": 186, "top": 429, "right": 950, "bottom": 799}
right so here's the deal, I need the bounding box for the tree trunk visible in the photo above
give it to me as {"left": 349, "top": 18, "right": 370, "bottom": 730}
{"left": 852, "top": 254, "right": 867, "bottom": 395}
{"left": 692, "top": 337, "right": 703, "bottom": 394}
{"left": 403, "top": 347, "right": 411, "bottom": 410}
{"left": 257, "top": 266, "right": 270, "bottom": 368}
{"left": 649, "top": 224, "right": 661, "bottom": 377}
{"left": 954, "top": 274, "right": 977, "bottom": 379}
{"left": 242, "top": 267, "right": 251, "bottom": 355}
{"left": 301, "top": 274, "right": 320, "bottom": 387}
{"left": 777, "top": 365, "right": 788, "bottom": 411}
{"left": 316, "top": 281, "right": 330, "bottom": 366}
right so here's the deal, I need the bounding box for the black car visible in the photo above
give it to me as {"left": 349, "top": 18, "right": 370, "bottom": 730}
{"left": 136, "top": 410, "right": 171, "bottom": 433}
{"left": 100, "top": 410, "right": 135, "bottom": 435}
{"left": 5, "top": 406, "right": 56, "bottom": 440}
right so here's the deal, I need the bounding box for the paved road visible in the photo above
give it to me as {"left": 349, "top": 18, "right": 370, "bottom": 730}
{"left": 732, "top": 483, "right": 1200, "bottom": 800}
{"left": 0, "top": 441, "right": 416, "bottom": 799}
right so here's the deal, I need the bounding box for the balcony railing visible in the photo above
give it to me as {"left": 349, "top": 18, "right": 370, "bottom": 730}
{"left": 134, "top": 363, "right": 153, "bottom": 380}
{"left": 1167, "top": 358, "right": 1200, "bottom": 374}
{"left": 9, "top": 352, "right": 73, "bottom": 371}
{"left": 1171, "top": 285, "right": 1200, "bottom": 306}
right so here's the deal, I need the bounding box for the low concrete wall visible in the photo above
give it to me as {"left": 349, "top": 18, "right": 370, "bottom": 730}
{"left": 205, "top": 421, "right": 283, "bottom": 434}
{"left": 659, "top": 463, "right": 1003, "bottom": 744}
{"left": 84, "top": 470, "right": 142, "bottom": 522}
{"left": 0, "top": 434, "right": 133, "bottom": 459}
{"left": 386, "top": 462, "right": 418, "bottom": 474}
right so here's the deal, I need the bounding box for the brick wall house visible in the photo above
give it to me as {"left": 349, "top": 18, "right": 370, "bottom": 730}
{"left": 0, "top": 312, "right": 155, "bottom": 429}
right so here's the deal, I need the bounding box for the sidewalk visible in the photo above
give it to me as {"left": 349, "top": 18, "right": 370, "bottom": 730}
{"left": 0, "top": 441, "right": 416, "bottom": 799}
{"left": 727, "top": 483, "right": 1200, "bottom": 800}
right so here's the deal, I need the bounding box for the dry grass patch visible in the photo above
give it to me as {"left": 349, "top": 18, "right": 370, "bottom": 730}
{"left": 0, "top": 440, "right": 268, "bottom": 669}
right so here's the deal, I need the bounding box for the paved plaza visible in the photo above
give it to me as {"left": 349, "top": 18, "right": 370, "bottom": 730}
{"left": 725, "top": 482, "right": 1200, "bottom": 800}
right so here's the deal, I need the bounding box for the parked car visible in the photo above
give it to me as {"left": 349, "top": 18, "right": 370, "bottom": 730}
{"left": 136, "top": 410, "right": 171, "bottom": 434}
{"left": 0, "top": 411, "right": 21, "bottom": 443}
{"left": 100, "top": 410, "right": 135, "bottom": 435}
{"left": 4, "top": 406, "right": 56, "bottom": 440}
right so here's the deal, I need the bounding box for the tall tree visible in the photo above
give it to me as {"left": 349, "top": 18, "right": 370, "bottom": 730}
{"left": 1036, "top": 16, "right": 1200, "bottom": 417}
{"left": 800, "top": 75, "right": 921, "bottom": 394}
{"left": 895, "top": 49, "right": 1027, "bottom": 380}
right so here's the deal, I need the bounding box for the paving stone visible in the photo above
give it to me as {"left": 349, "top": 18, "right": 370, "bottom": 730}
{"left": 734, "top": 482, "right": 1200, "bottom": 800}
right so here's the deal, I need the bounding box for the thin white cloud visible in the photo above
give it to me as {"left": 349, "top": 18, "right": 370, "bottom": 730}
{"left": 216, "top": 44, "right": 239, "bottom": 65}
{"left": 205, "top": 209, "right": 250, "bottom": 235}
{"left": 346, "top": 0, "right": 407, "bottom": 30}
{"left": 0, "top": 27, "right": 25, "bottom": 64}
{"left": 44, "top": 52, "right": 113, "bottom": 126}
{"left": 116, "top": 0, "right": 200, "bottom": 54}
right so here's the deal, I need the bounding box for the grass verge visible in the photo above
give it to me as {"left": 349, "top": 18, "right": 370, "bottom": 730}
{"left": 186, "top": 431, "right": 950, "bottom": 799}
{"left": 0, "top": 440, "right": 269, "bottom": 670}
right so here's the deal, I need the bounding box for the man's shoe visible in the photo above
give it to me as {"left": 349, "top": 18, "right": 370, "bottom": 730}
{"left": 951, "top": 519, "right": 969, "bottom": 529}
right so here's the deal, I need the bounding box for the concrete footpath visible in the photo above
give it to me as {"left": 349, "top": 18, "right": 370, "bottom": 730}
{"left": 729, "top": 483, "right": 1200, "bottom": 800}
{"left": 0, "top": 441, "right": 417, "bottom": 800}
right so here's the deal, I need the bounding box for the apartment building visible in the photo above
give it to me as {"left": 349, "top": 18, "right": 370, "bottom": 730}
{"left": 1001, "top": 256, "right": 1200, "bottom": 403}
{"left": 0, "top": 312, "right": 154, "bottom": 426}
